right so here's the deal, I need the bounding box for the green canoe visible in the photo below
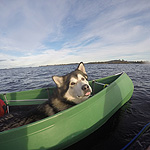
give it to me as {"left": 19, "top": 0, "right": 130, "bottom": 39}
{"left": 0, "top": 72, "right": 134, "bottom": 150}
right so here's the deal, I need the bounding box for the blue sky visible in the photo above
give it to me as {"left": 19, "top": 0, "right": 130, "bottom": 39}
{"left": 0, "top": 0, "right": 150, "bottom": 68}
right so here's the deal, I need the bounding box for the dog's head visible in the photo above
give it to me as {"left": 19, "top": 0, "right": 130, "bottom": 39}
{"left": 52, "top": 62, "right": 92, "bottom": 104}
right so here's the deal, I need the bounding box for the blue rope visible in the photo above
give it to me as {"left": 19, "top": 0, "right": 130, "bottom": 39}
{"left": 121, "top": 122, "right": 150, "bottom": 150}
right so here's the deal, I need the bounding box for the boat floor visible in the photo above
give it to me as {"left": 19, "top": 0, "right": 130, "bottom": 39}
{"left": 7, "top": 105, "right": 39, "bottom": 116}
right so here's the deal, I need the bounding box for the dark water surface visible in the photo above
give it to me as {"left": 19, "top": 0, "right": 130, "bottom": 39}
{"left": 0, "top": 64, "right": 150, "bottom": 150}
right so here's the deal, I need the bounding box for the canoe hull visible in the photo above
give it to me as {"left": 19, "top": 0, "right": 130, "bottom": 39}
{"left": 0, "top": 72, "right": 134, "bottom": 150}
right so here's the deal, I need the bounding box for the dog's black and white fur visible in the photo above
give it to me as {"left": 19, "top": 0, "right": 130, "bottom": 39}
{"left": 0, "top": 62, "right": 92, "bottom": 132}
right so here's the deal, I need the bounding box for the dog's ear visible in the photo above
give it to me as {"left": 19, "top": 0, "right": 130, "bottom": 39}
{"left": 52, "top": 76, "right": 63, "bottom": 87}
{"left": 77, "top": 62, "right": 87, "bottom": 74}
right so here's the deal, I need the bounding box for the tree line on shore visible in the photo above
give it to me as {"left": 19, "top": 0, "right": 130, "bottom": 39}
{"left": 87, "top": 59, "right": 150, "bottom": 64}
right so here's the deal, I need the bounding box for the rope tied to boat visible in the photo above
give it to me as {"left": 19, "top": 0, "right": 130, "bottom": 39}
{"left": 103, "top": 84, "right": 109, "bottom": 88}
{"left": 121, "top": 122, "right": 150, "bottom": 150}
{"left": 92, "top": 80, "right": 109, "bottom": 95}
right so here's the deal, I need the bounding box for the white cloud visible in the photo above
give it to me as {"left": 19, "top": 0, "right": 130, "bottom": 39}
{"left": 0, "top": 49, "right": 74, "bottom": 68}
{"left": 62, "top": 0, "right": 150, "bottom": 61}
{"left": 0, "top": 37, "right": 150, "bottom": 69}
{"left": 0, "top": 0, "right": 70, "bottom": 52}
{"left": 0, "top": 0, "right": 150, "bottom": 69}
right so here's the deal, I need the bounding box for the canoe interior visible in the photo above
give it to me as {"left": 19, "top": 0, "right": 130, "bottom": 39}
{"left": 0, "top": 72, "right": 134, "bottom": 150}
{"left": 0, "top": 73, "right": 121, "bottom": 107}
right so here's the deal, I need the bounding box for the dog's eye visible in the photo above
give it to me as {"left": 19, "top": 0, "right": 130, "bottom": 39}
{"left": 70, "top": 82, "right": 76, "bottom": 85}
{"left": 81, "top": 77, "right": 85, "bottom": 81}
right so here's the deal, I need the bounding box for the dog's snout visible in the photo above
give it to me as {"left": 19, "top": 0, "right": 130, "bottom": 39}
{"left": 82, "top": 84, "right": 89, "bottom": 91}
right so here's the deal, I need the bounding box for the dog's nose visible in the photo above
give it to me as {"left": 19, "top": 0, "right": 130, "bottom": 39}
{"left": 82, "top": 84, "right": 89, "bottom": 91}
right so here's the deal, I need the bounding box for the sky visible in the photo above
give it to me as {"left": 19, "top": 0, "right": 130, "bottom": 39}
{"left": 0, "top": 0, "right": 150, "bottom": 69}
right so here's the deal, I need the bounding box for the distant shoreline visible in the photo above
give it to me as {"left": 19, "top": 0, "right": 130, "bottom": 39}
{"left": 87, "top": 60, "right": 150, "bottom": 64}
{"left": 1, "top": 60, "right": 150, "bottom": 70}
{"left": 40, "top": 60, "right": 150, "bottom": 67}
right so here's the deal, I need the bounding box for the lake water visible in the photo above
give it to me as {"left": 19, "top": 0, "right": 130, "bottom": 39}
{"left": 0, "top": 64, "right": 150, "bottom": 150}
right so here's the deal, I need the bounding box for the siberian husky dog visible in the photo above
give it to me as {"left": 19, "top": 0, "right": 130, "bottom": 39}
{"left": 0, "top": 62, "right": 92, "bottom": 131}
